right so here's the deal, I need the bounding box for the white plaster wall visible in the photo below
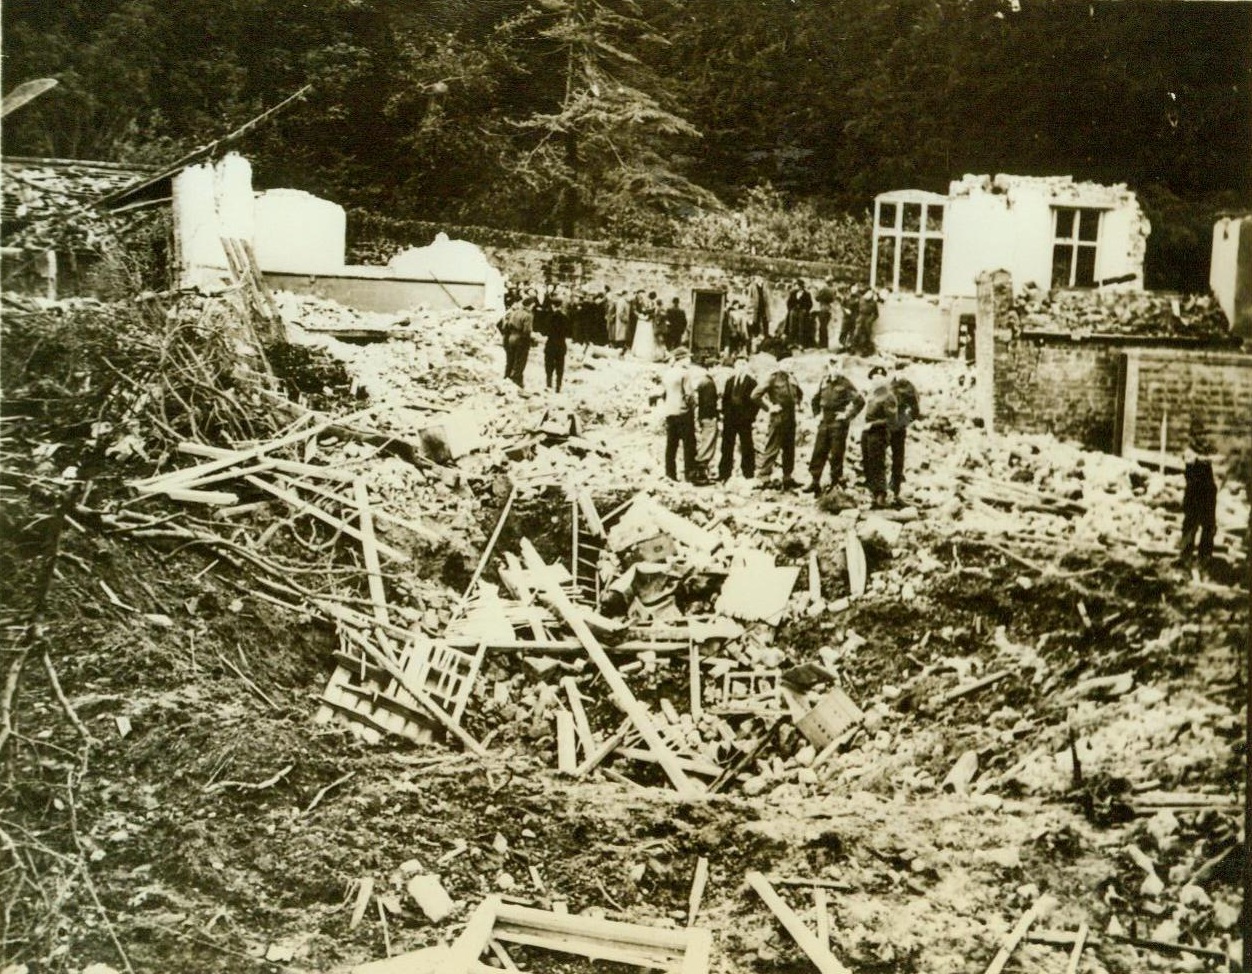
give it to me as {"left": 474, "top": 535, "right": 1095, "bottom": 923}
{"left": 172, "top": 164, "right": 222, "bottom": 288}
{"left": 939, "top": 194, "right": 1013, "bottom": 298}
{"left": 939, "top": 190, "right": 1051, "bottom": 297}
{"left": 254, "top": 189, "right": 347, "bottom": 276}
{"left": 1001, "top": 188, "right": 1055, "bottom": 291}
{"left": 1095, "top": 206, "right": 1145, "bottom": 287}
{"left": 1210, "top": 216, "right": 1245, "bottom": 323}
{"left": 172, "top": 153, "right": 257, "bottom": 289}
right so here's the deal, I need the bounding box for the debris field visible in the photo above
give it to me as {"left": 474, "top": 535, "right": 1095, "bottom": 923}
{"left": 0, "top": 281, "right": 1247, "bottom": 974}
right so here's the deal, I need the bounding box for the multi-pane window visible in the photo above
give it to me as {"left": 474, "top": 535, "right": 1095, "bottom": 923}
{"left": 872, "top": 195, "right": 945, "bottom": 295}
{"left": 1051, "top": 207, "right": 1101, "bottom": 288}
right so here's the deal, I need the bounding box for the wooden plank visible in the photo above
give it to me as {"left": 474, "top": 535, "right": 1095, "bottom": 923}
{"left": 687, "top": 857, "right": 709, "bottom": 928}
{"left": 456, "top": 483, "right": 517, "bottom": 616}
{"left": 814, "top": 886, "right": 829, "bottom": 947}
{"left": 1064, "top": 922, "right": 1088, "bottom": 974}
{"left": 135, "top": 459, "right": 275, "bottom": 494}
{"left": 746, "top": 871, "right": 850, "bottom": 974}
{"left": 354, "top": 479, "right": 390, "bottom": 629}
{"left": 494, "top": 901, "right": 694, "bottom": 951}
{"left": 521, "top": 539, "right": 701, "bottom": 798}
{"left": 164, "top": 487, "right": 239, "bottom": 505}
{"left": 349, "top": 877, "right": 374, "bottom": 930}
{"left": 487, "top": 940, "right": 520, "bottom": 971}
{"left": 808, "top": 551, "right": 821, "bottom": 602}
{"left": 689, "top": 639, "right": 702, "bottom": 721}
{"left": 577, "top": 491, "right": 605, "bottom": 537}
{"left": 936, "top": 669, "right": 1010, "bottom": 706}
{"left": 573, "top": 720, "right": 630, "bottom": 778}
{"left": 446, "top": 897, "right": 501, "bottom": 972}
{"left": 561, "top": 677, "right": 596, "bottom": 756}
{"left": 178, "top": 441, "right": 355, "bottom": 481}
{"left": 246, "top": 475, "right": 409, "bottom": 562}
{"left": 556, "top": 710, "right": 577, "bottom": 774}
{"left": 984, "top": 898, "right": 1044, "bottom": 974}
{"left": 492, "top": 927, "right": 671, "bottom": 967}
{"left": 130, "top": 408, "right": 369, "bottom": 489}
{"left": 680, "top": 927, "right": 712, "bottom": 974}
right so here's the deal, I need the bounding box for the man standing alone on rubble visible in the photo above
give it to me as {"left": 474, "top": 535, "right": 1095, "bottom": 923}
{"left": 888, "top": 362, "right": 922, "bottom": 505}
{"left": 752, "top": 357, "right": 804, "bottom": 489}
{"left": 500, "top": 295, "right": 535, "bottom": 388}
{"left": 860, "top": 365, "right": 896, "bottom": 508}
{"left": 1179, "top": 433, "right": 1219, "bottom": 563}
{"left": 661, "top": 347, "right": 698, "bottom": 482}
{"left": 719, "top": 354, "right": 757, "bottom": 482}
{"left": 808, "top": 356, "right": 864, "bottom": 496}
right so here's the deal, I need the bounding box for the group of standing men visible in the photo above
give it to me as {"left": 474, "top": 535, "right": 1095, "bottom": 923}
{"left": 659, "top": 352, "right": 921, "bottom": 509}
{"left": 782, "top": 280, "right": 881, "bottom": 356}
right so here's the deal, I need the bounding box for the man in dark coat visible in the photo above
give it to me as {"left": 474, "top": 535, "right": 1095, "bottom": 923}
{"left": 888, "top": 363, "right": 922, "bottom": 504}
{"left": 1180, "top": 439, "right": 1218, "bottom": 561}
{"left": 664, "top": 297, "right": 688, "bottom": 351}
{"left": 814, "top": 279, "right": 836, "bottom": 349}
{"left": 500, "top": 295, "right": 536, "bottom": 388}
{"left": 808, "top": 356, "right": 865, "bottom": 495}
{"left": 851, "top": 288, "right": 879, "bottom": 356}
{"left": 719, "top": 354, "right": 758, "bottom": 481}
{"left": 544, "top": 296, "right": 570, "bottom": 392}
{"left": 752, "top": 358, "right": 804, "bottom": 489}
{"left": 786, "top": 280, "right": 813, "bottom": 346}
{"left": 748, "top": 276, "right": 771, "bottom": 340}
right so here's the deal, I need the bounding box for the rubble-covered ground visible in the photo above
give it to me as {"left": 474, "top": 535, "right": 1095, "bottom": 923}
{"left": 1, "top": 289, "right": 1248, "bottom": 974}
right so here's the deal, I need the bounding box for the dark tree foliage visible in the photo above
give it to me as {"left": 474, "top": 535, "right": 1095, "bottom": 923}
{"left": 3, "top": 0, "right": 1248, "bottom": 287}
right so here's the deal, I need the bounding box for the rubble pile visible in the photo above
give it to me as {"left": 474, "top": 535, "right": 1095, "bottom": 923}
{"left": 6, "top": 282, "right": 1247, "bottom": 974}
{"left": 1014, "top": 286, "right": 1232, "bottom": 340}
{"left": 0, "top": 158, "right": 147, "bottom": 254}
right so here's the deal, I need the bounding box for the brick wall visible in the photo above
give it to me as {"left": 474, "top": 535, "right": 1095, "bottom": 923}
{"left": 1125, "top": 349, "right": 1252, "bottom": 461}
{"left": 991, "top": 336, "right": 1124, "bottom": 450}
{"left": 989, "top": 333, "right": 1252, "bottom": 461}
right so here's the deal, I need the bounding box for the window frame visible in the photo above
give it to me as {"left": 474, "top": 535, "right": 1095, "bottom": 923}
{"left": 871, "top": 193, "right": 946, "bottom": 296}
{"left": 1051, "top": 206, "right": 1103, "bottom": 289}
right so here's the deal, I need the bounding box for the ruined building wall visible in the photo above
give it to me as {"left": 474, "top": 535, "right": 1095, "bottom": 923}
{"left": 1210, "top": 215, "right": 1252, "bottom": 338}
{"left": 941, "top": 175, "right": 1149, "bottom": 299}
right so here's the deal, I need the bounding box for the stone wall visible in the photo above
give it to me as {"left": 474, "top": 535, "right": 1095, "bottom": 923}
{"left": 349, "top": 216, "right": 861, "bottom": 324}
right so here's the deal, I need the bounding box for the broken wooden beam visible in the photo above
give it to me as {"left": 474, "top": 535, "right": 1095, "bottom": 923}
{"left": 746, "top": 871, "right": 850, "bottom": 974}
{"left": 521, "top": 539, "right": 702, "bottom": 799}
{"left": 246, "top": 475, "right": 410, "bottom": 562}
{"left": 687, "top": 857, "right": 709, "bottom": 928}
{"left": 984, "top": 897, "right": 1045, "bottom": 974}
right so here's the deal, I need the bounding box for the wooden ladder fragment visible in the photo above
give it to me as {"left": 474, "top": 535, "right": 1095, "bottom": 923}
{"left": 444, "top": 896, "right": 713, "bottom": 973}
